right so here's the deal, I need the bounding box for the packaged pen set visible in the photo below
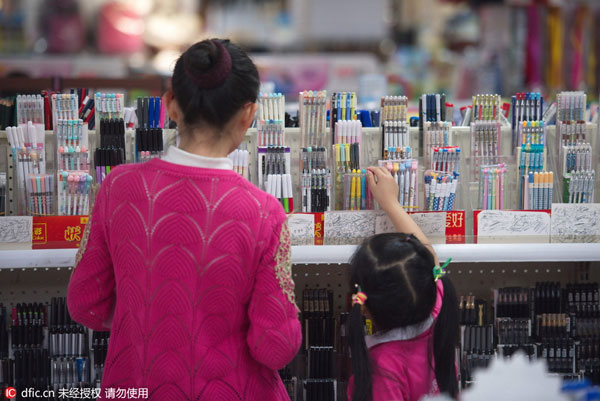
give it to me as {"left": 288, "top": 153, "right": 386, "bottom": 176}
{"left": 419, "top": 93, "right": 449, "bottom": 156}
{"left": 381, "top": 96, "right": 411, "bottom": 160}
{"left": 259, "top": 147, "right": 293, "bottom": 213}
{"left": 6, "top": 124, "right": 50, "bottom": 215}
{"left": 424, "top": 121, "right": 453, "bottom": 168}
{"left": 95, "top": 114, "right": 126, "bottom": 186}
{"left": 299, "top": 90, "right": 330, "bottom": 213}
{"left": 135, "top": 96, "right": 164, "bottom": 162}
{"left": 302, "top": 289, "right": 337, "bottom": 401}
{"left": 333, "top": 120, "right": 369, "bottom": 210}
{"left": 257, "top": 93, "right": 285, "bottom": 147}
{"left": 256, "top": 93, "right": 289, "bottom": 209}
{"left": 48, "top": 297, "right": 91, "bottom": 389}
{"left": 228, "top": 149, "right": 250, "bottom": 180}
{"left": 301, "top": 148, "right": 330, "bottom": 213}
{"left": 379, "top": 159, "right": 419, "bottom": 211}
{"left": 511, "top": 92, "right": 544, "bottom": 149}
{"left": 478, "top": 163, "right": 506, "bottom": 210}
{"left": 300, "top": 90, "right": 328, "bottom": 148}
{"left": 424, "top": 171, "right": 459, "bottom": 212}
{"left": 16, "top": 94, "right": 45, "bottom": 126}
{"left": 330, "top": 91, "right": 358, "bottom": 132}
{"left": 555, "top": 91, "right": 595, "bottom": 203}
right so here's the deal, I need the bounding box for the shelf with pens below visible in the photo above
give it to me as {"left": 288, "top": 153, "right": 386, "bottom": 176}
{"left": 2, "top": 242, "right": 600, "bottom": 270}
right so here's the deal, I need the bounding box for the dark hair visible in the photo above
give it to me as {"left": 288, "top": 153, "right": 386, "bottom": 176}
{"left": 171, "top": 38, "right": 259, "bottom": 131}
{"left": 349, "top": 233, "right": 459, "bottom": 401}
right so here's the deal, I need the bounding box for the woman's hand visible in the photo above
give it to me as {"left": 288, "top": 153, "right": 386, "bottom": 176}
{"left": 367, "top": 166, "right": 400, "bottom": 213}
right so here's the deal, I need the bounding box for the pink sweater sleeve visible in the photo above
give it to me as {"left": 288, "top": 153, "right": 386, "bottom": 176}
{"left": 67, "top": 179, "right": 115, "bottom": 331}
{"left": 246, "top": 200, "right": 302, "bottom": 370}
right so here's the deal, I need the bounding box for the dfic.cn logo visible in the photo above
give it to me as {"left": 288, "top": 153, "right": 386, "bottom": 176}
{"left": 4, "top": 387, "right": 16, "bottom": 399}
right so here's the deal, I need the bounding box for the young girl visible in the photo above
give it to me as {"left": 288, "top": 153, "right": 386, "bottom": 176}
{"left": 348, "top": 166, "right": 460, "bottom": 401}
{"left": 67, "top": 39, "right": 301, "bottom": 400}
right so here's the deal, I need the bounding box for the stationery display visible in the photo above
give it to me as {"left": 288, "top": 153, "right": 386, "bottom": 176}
{"left": 258, "top": 119, "right": 285, "bottom": 147}
{"left": 472, "top": 94, "right": 502, "bottom": 121}
{"left": 25, "top": 174, "right": 54, "bottom": 216}
{"left": 471, "top": 121, "right": 501, "bottom": 160}
{"left": 51, "top": 94, "right": 79, "bottom": 130}
{"left": 330, "top": 92, "right": 357, "bottom": 135}
{"left": 380, "top": 96, "right": 407, "bottom": 122}
{"left": 16, "top": 95, "right": 45, "bottom": 126}
{"left": 557, "top": 91, "right": 586, "bottom": 122}
{"left": 565, "top": 171, "right": 595, "bottom": 204}
{"left": 420, "top": 93, "right": 447, "bottom": 123}
{"left": 299, "top": 90, "right": 327, "bottom": 148}
{"left": 518, "top": 120, "right": 545, "bottom": 147}
{"left": 6, "top": 124, "right": 47, "bottom": 215}
{"left": 265, "top": 173, "right": 294, "bottom": 213}
{"left": 57, "top": 170, "right": 93, "bottom": 216}
{"left": 228, "top": 149, "right": 250, "bottom": 180}
{"left": 259, "top": 146, "right": 291, "bottom": 189}
{"left": 511, "top": 93, "right": 544, "bottom": 148}
{"left": 341, "top": 169, "right": 373, "bottom": 211}
{"left": 431, "top": 146, "right": 461, "bottom": 174}
{"left": 379, "top": 159, "right": 419, "bottom": 211}
{"left": 424, "top": 171, "right": 459, "bottom": 212}
{"left": 381, "top": 96, "right": 410, "bottom": 160}
{"left": 135, "top": 96, "right": 164, "bottom": 162}
{"left": 520, "top": 171, "right": 554, "bottom": 210}
{"left": 478, "top": 164, "right": 507, "bottom": 210}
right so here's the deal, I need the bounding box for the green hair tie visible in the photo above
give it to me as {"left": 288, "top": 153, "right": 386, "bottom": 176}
{"left": 433, "top": 258, "right": 452, "bottom": 281}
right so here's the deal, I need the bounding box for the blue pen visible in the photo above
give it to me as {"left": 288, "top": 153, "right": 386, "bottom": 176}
{"left": 154, "top": 96, "right": 161, "bottom": 128}
{"left": 361, "top": 169, "right": 366, "bottom": 210}
{"left": 511, "top": 95, "right": 516, "bottom": 130}
{"left": 149, "top": 97, "right": 155, "bottom": 128}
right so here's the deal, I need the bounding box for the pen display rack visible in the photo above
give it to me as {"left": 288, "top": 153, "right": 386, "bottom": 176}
{"left": 6, "top": 124, "right": 47, "bottom": 215}
{"left": 330, "top": 92, "right": 357, "bottom": 138}
{"left": 511, "top": 92, "right": 544, "bottom": 149}
{"left": 381, "top": 96, "right": 410, "bottom": 162}
{"left": 378, "top": 159, "right": 419, "bottom": 211}
{"left": 299, "top": 90, "right": 328, "bottom": 148}
{"left": 51, "top": 94, "right": 79, "bottom": 131}
{"left": 57, "top": 170, "right": 93, "bottom": 216}
{"left": 472, "top": 94, "right": 502, "bottom": 122}
{"left": 424, "top": 170, "right": 459, "bottom": 212}
{"left": 470, "top": 121, "right": 501, "bottom": 179}
{"left": 16, "top": 95, "right": 45, "bottom": 126}
{"left": 228, "top": 148, "right": 250, "bottom": 180}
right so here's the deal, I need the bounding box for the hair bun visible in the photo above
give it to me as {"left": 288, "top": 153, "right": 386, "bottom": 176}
{"left": 183, "top": 39, "right": 232, "bottom": 89}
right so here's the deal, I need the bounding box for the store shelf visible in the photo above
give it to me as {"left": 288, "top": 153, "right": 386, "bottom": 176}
{"left": 291, "top": 243, "right": 600, "bottom": 264}
{"left": 1, "top": 243, "right": 599, "bottom": 269}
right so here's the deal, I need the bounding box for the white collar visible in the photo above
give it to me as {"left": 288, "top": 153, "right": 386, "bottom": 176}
{"left": 163, "top": 146, "right": 233, "bottom": 170}
{"left": 365, "top": 316, "right": 434, "bottom": 349}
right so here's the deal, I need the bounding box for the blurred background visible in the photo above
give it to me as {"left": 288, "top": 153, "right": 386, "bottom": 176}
{"left": 0, "top": 0, "right": 598, "bottom": 105}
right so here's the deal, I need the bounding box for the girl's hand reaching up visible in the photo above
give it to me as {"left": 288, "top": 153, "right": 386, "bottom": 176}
{"left": 366, "top": 166, "right": 399, "bottom": 213}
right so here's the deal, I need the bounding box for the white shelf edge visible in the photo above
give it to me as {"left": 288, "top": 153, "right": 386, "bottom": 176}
{"left": 0, "top": 243, "right": 599, "bottom": 269}
{"left": 291, "top": 243, "right": 600, "bottom": 264}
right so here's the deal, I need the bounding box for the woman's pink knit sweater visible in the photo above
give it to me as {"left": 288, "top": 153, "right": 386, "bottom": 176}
{"left": 67, "top": 158, "right": 302, "bottom": 400}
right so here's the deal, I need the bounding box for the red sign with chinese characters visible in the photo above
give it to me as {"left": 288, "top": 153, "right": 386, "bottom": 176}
{"left": 32, "top": 216, "right": 89, "bottom": 249}
{"left": 313, "top": 213, "right": 324, "bottom": 245}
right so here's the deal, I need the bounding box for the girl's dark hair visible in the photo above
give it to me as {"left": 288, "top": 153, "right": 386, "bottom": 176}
{"left": 171, "top": 38, "right": 259, "bottom": 131}
{"left": 349, "top": 233, "right": 459, "bottom": 401}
